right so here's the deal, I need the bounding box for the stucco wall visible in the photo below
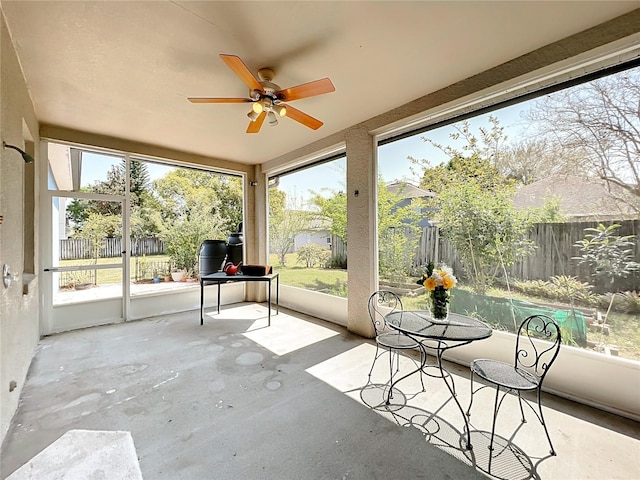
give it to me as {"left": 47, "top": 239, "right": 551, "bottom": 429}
{"left": 0, "top": 12, "right": 40, "bottom": 443}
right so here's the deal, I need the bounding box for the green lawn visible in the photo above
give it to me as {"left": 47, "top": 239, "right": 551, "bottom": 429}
{"left": 59, "top": 255, "right": 171, "bottom": 285}
{"left": 269, "top": 254, "right": 347, "bottom": 296}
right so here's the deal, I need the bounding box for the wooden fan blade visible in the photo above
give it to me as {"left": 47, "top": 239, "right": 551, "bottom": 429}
{"left": 284, "top": 105, "right": 323, "bottom": 130}
{"left": 276, "top": 78, "right": 335, "bottom": 102}
{"left": 188, "top": 97, "right": 252, "bottom": 103}
{"left": 246, "top": 111, "right": 266, "bottom": 134}
{"left": 220, "top": 54, "right": 263, "bottom": 93}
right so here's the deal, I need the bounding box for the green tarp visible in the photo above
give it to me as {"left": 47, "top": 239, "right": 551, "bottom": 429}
{"left": 450, "top": 288, "right": 587, "bottom": 346}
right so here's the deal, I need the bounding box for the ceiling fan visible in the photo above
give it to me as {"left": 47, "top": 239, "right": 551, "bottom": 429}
{"left": 188, "top": 54, "right": 335, "bottom": 134}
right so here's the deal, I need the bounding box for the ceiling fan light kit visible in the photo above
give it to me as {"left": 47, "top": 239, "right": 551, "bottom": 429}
{"left": 267, "top": 111, "right": 279, "bottom": 127}
{"left": 248, "top": 97, "right": 287, "bottom": 123}
{"left": 247, "top": 110, "right": 261, "bottom": 122}
{"left": 188, "top": 54, "right": 335, "bottom": 133}
{"left": 273, "top": 104, "right": 287, "bottom": 117}
{"left": 251, "top": 101, "right": 264, "bottom": 114}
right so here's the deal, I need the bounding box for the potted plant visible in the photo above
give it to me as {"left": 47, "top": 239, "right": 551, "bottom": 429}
{"left": 163, "top": 263, "right": 172, "bottom": 282}
{"left": 171, "top": 268, "right": 185, "bottom": 282}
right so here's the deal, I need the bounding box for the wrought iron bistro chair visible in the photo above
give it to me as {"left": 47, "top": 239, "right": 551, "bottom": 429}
{"left": 367, "top": 290, "right": 425, "bottom": 396}
{"left": 466, "top": 314, "right": 562, "bottom": 455}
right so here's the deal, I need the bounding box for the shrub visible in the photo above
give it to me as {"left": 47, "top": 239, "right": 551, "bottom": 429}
{"left": 327, "top": 253, "right": 347, "bottom": 269}
{"left": 549, "top": 275, "right": 596, "bottom": 304}
{"left": 593, "top": 291, "right": 640, "bottom": 315}
{"left": 619, "top": 291, "right": 640, "bottom": 314}
{"left": 296, "top": 244, "right": 331, "bottom": 268}
{"left": 512, "top": 276, "right": 596, "bottom": 305}
{"left": 512, "top": 279, "right": 555, "bottom": 298}
{"left": 573, "top": 223, "right": 640, "bottom": 292}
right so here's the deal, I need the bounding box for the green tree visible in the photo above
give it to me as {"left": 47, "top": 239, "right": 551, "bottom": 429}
{"left": 413, "top": 117, "right": 542, "bottom": 294}
{"left": 525, "top": 195, "right": 566, "bottom": 223}
{"left": 376, "top": 180, "right": 421, "bottom": 279}
{"left": 418, "top": 154, "right": 507, "bottom": 194}
{"left": 154, "top": 169, "right": 242, "bottom": 236}
{"left": 268, "top": 189, "right": 310, "bottom": 266}
{"left": 410, "top": 115, "right": 506, "bottom": 179}
{"left": 573, "top": 223, "right": 640, "bottom": 291}
{"left": 411, "top": 116, "right": 513, "bottom": 194}
{"left": 87, "top": 163, "right": 126, "bottom": 217}
{"left": 436, "top": 179, "right": 535, "bottom": 294}
{"left": 309, "top": 190, "right": 347, "bottom": 244}
{"left": 154, "top": 169, "right": 243, "bottom": 274}
{"left": 573, "top": 223, "right": 640, "bottom": 326}
{"left": 67, "top": 196, "right": 90, "bottom": 232}
{"left": 126, "top": 159, "right": 161, "bottom": 237}
{"left": 129, "top": 159, "right": 151, "bottom": 206}
{"left": 76, "top": 212, "right": 122, "bottom": 280}
{"left": 67, "top": 159, "right": 156, "bottom": 235}
{"left": 163, "top": 216, "right": 212, "bottom": 273}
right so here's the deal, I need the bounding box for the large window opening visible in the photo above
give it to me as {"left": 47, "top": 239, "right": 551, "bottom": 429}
{"left": 126, "top": 157, "right": 243, "bottom": 294}
{"left": 377, "top": 63, "right": 640, "bottom": 361}
{"left": 268, "top": 155, "right": 347, "bottom": 297}
{"left": 43, "top": 141, "right": 243, "bottom": 329}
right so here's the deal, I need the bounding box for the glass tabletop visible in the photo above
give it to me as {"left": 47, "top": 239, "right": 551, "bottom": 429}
{"left": 385, "top": 310, "right": 492, "bottom": 342}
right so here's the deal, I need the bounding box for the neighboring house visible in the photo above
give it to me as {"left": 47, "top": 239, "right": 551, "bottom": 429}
{"left": 293, "top": 215, "right": 332, "bottom": 252}
{"left": 512, "top": 174, "right": 639, "bottom": 221}
{"left": 288, "top": 182, "right": 436, "bottom": 254}
{"left": 268, "top": 211, "right": 332, "bottom": 255}
{"left": 386, "top": 181, "right": 436, "bottom": 227}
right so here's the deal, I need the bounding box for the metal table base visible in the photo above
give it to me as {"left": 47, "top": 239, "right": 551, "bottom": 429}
{"left": 200, "top": 272, "right": 279, "bottom": 326}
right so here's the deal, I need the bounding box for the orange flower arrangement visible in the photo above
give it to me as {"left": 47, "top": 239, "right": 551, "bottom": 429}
{"left": 417, "top": 262, "right": 457, "bottom": 319}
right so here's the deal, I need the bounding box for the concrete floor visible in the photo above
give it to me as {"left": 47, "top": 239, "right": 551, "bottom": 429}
{"left": 1, "top": 303, "right": 639, "bottom": 480}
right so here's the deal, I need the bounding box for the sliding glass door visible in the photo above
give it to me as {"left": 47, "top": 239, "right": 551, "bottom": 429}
{"left": 42, "top": 145, "right": 127, "bottom": 332}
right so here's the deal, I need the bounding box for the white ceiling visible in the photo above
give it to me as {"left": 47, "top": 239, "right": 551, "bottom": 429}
{"left": 2, "top": 1, "right": 638, "bottom": 165}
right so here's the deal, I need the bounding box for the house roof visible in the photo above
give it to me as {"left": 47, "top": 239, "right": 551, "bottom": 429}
{"left": 386, "top": 182, "right": 435, "bottom": 200}
{"left": 512, "top": 174, "right": 638, "bottom": 220}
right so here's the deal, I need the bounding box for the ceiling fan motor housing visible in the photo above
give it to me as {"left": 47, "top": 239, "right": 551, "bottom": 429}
{"left": 257, "top": 68, "right": 275, "bottom": 82}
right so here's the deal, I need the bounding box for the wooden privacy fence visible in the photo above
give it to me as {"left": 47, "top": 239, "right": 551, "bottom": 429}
{"left": 412, "top": 220, "right": 639, "bottom": 291}
{"left": 60, "top": 237, "right": 167, "bottom": 260}
{"left": 330, "top": 234, "right": 346, "bottom": 258}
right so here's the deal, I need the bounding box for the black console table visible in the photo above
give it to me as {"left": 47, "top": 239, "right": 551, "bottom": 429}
{"left": 200, "top": 272, "right": 279, "bottom": 326}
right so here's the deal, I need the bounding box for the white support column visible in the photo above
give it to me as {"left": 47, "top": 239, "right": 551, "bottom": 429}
{"left": 346, "top": 127, "right": 377, "bottom": 338}
{"left": 245, "top": 165, "right": 268, "bottom": 302}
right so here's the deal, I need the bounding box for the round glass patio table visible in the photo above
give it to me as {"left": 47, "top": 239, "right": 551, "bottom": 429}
{"left": 384, "top": 310, "right": 492, "bottom": 449}
{"left": 385, "top": 311, "right": 492, "bottom": 342}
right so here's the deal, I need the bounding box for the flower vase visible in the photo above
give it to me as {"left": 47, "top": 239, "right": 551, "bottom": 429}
{"left": 431, "top": 287, "right": 449, "bottom": 321}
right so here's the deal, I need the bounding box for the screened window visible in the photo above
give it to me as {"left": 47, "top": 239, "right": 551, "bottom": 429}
{"left": 377, "top": 64, "right": 640, "bottom": 361}
{"left": 268, "top": 156, "right": 347, "bottom": 297}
